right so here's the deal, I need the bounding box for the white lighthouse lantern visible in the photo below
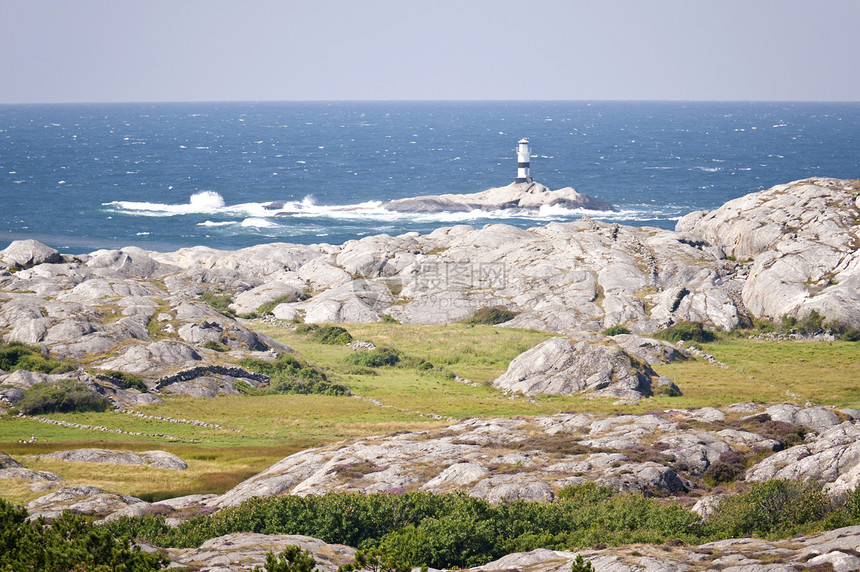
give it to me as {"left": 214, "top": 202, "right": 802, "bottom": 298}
{"left": 515, "top": 138, "right": 532, "bottom": 183}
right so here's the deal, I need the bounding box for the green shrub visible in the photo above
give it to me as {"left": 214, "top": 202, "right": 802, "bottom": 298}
{"left": 655, "top": 322, "right": 716, "bottom": 343}
{"left": 93, "top": 370, "right": 149, "bottom": 393}
{"left": 239, "top": 355, "right": 349, "bottom": 396}
{"left": 0, "top": 342, "right": 75, "bottom": 374}
{"left": 701, "top": 479, "right": 835, "bottom": 538}
{"left": 202, "top": 340, "right": 230, "bottom": 352}
{"left": 345, "top": 347, "right": 400, "bottom": 368}
{"left": 17, "top": 379, "right": 112, "bottom": 415}
{"left": 253, "top": 545, "right": 317, "bottom": 572}
{"left": 295, "top": 324, "right": 354, "bottom": 345}
{"left": 200, "top": 290, "right": 235, "bottom": 316}
{"left": 571, "top": 555, "right": 595, "bottom": 572}
{"left": 602, "top": 325, "right": 631, "bottom": 336}
{"left": 828, "top": 321, "right": 860, "bottom": 341}
{"left": 0, "top": 498, "right": 167, "bottom": 570}
{"left": 462, "top": 306, "right": 519, "bottom": 325}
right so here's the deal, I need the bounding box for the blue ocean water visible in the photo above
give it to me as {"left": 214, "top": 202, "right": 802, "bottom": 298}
{"left": 1, "top": 101, "right": 858, "bottom": 253}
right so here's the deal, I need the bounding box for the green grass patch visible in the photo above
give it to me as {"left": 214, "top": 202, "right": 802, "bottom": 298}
{"left": 0, "top": 342, "right": 75, "bottom": 375}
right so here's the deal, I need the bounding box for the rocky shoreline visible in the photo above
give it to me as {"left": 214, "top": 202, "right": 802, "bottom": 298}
{"left": 1, "top": 177, "right": 860, "bottom": 570}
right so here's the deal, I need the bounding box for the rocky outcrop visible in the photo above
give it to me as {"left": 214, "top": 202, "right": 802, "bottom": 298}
{"left": 1, "top": 178, "right": 858, "bottom": 408}
{"left": 165, "top": 533, "right": 357, "bottom": 572}
{"left": 677, "top": 177, "right": 860, "bottom": 328}
{"left": 37, "top": 448, "right": 188, "bottom": 470}
{"left": 208, "top": 403, "right": 847, "bottom": 510}
{"left": 384, "top": 181, "right": 616, "bottom": 213}
{"left": 0, "top": 239, "right": 63, "bottom": 269}
{"left": 491, "top": 337, "right": 659, "bottom": 400}
{"left": 25, "top": 485, "right": 145, "bottom": 519}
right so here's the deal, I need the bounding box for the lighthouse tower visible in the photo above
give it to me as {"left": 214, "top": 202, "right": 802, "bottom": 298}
{"left": 515, "top": 138, "right": 532, "bottom": 183}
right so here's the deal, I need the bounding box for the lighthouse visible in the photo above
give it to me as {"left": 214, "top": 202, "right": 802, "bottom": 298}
{"left": 515, "top": 138, "right": 532, "bottom": 183}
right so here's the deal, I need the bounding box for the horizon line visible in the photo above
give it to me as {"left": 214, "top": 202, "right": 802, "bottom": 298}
{"left": 2, "top": 98, "right": 860, "bottom": 106}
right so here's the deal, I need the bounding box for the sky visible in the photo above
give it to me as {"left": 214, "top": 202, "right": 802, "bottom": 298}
{"left": 1, "top": 0, "right": 859, "bottom": 104}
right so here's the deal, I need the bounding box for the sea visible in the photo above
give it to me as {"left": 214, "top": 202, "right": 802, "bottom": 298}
{"left": 1, "top": 101, "right": 858, "bottom": 254}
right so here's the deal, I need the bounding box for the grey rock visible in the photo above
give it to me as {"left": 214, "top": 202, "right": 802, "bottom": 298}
{"left": 0, "top": 451, "right": 23, "bottom": 469}
{"left": 0, "top": 239, "right": 62, "bottom": 268}
{"left": 384, "top": 181, "right": 616, "bottom": 213}
{"left": 38, "top": 448, "right": 188, "bottom": 470}
{"left": 493, "top": 337, "right": 656, "bottom": 400}
{"left": 0, "top": 467, "right": 65, "bottom": 484}
{"left": 26, "top": 485, "right": 145, "bottom": 519}
{"left": 97, "top": 340, "right": 202, "bottom": 374}
{"left": 165, "top": 532, "right": 357, "bottom": 572}
{"left": 764, "top": 403, "right": 842, "bottom": 433}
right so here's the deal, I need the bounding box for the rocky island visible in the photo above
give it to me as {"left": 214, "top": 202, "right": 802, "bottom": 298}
{"left": 2, "top": 177, "right": 860, "bottom": 571}
{"left": 382, "top": 180, "right": 616, "bottom": 213}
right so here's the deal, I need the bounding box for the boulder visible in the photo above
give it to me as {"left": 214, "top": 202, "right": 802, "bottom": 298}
{"left": 25, "top": 485, "right": 145, "bottom": 519}
{"left": 96, "top": 340, "right": 202, "bottom": 375}
{"left": 492, "top": 337, "right": 656, "bottom": 400}
{"left": 38, "top": 448, "right": 188, "bottom": 470}
{"left": 0, "top": 451, "right": 23, "bottom": 469}
{"left": 0, "top": 240, "right": 62, "bottom": 268}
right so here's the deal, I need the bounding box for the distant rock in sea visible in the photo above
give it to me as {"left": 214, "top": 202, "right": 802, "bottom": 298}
{"left": 383, "top": 181, "right": 616, "bottom": 213}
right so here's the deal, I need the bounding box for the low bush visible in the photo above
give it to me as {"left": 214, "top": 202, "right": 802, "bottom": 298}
{"left": 239, "top": 355, "right": 349, "bottom": 396}
{"left": 0, "top": 498, "right": 167, "bottom": 570}
{"left": 602, "top": 325, "right": 631, "bottom": 336}
{"left": 345, "top": 347, "right": 400, "bottom": 368}
{"left": 703, "top": 450, "right": 747, "bottom": 485}
{"left": 199, "top": 290, "right": 235, "bottom": 316}
{"left": 655, "top": 322, "right": 716, "bottom": 343}
{"left": 0, "top": 342, "right": 75, "bottom": 375}
{"left": 17, "top": 379, "right": 112, "bottom": 415}
{"left": 295, "top": 324, "right": 354, "bottom": 345}
{"left": 700, "top": 479, "right": 837, "bottom": 538}
{"left": 462, "top": 306, "right": 519, "bottom": 325}
{"left": 93, "top": 369, "right": 149, "bottom": 393}
{"left": 202, "top": 340, "right": 230, "bottom": 352}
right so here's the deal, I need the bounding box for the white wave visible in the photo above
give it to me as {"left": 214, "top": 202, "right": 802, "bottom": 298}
{"left": 104, "top": 190, "right": 226, "bottom": 216}
{"left": 198, "top": 220, "right": 235, "bottom": 227}
{"left": 241, "top": 217, "right": 279, "bottom": 228}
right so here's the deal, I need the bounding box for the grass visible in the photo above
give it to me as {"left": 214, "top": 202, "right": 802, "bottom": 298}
{"left": 1, "top": 321, "right": 858, "bottom": 504}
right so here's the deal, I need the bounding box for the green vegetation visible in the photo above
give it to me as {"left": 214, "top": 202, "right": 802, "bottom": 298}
{"left": 655, "top": 321, "right": 716, "bottom": 343}
{"left": 92, "top": 369, "right": 148, "bottom": 392}
{"left": 105, "top": 481, "right": 860, "bottom": 569}
{"left": 462, "top": 306, "right": 519, "bottom": 325}
{"left": 0, "top": 342, "right": 75, "bottom": 375}
{"left": 602, "top": 325, "right": 631, "bottom": 336}
{"left": 239, "top": 354, "right": 350, "bottom": 396}
{"left": 295, "top": 324, "right": 354, "bottom": 345}
{"left": 0, "top": 498, "right": 167, "bottom": 570}
{"left": 257, "top": 293, "right": 307, "bottom": 316}
{"left": 345, "top": 347, "right": 401, "bottom": 368}
{"left": 16, "top": 379, "right": 112, "bottom": 415}
{"left": 202, "top": 340, "right": 230, "bottom": 352}
{"left": 199, "top": 290, "right": 235, "bottom": 316}
{"left": 252, "top": 545, "right": 318, "bottom": 572}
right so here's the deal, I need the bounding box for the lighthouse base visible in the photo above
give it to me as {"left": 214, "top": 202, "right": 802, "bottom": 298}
{"left": 514, "top": 177, "right": 533, "bottom": 184}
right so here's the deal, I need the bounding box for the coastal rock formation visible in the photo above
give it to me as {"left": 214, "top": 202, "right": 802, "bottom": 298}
{"left": 37, "top": 448, "right": 188, "bottom": 470}
{"left": 0, "top": 177, "right": 858, "bottom": 405}
{"left": 206, "top": 403, "right": 853, "bottom": 511}
{"left": 677, "top": 177, "right": 860, "bottom": 328}
{"left": 383, "top": 181, "right": 616, "bottom": 213}
{"left": 491, "top": 337, "right": 658, "bottom": 400}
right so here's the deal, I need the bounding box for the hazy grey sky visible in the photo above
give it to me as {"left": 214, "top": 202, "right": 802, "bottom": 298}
{"left": 2, "top": 0, "right": 859, "bottom": 103}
